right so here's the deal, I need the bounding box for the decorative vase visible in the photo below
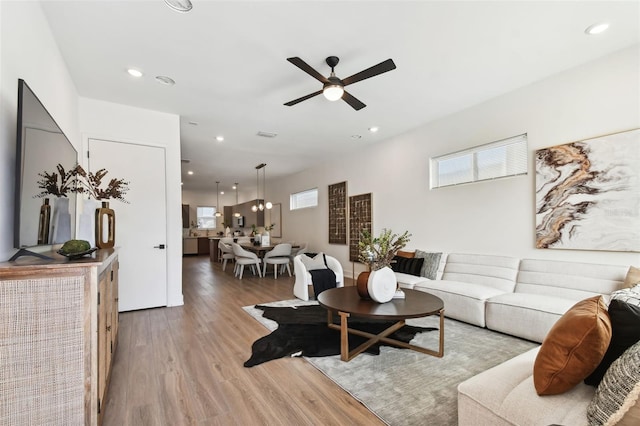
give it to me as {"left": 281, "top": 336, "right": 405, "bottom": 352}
{"left": 37, "top": 198, "right": 51, "bottom": 245}
{"left": 51, "top": 197, "right": 71, "bottom": 244}
{"left": 78, "top": 198, "right": 98, "bottom": 247}
{"left": 367, "top": 266, "right": 397, "bottom": 303}
{"left": 357, "top": 271, "right": 372, "bottom": 300}
{"left": 95, "top": 201, "right": 116, "bottom": 249}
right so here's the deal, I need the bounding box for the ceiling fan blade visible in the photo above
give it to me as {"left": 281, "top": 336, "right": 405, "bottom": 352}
{"left": 287, "top": 57, "right": 329, "bottom": 83}
{"left": 284, "top": 90, "right": 323, "bottom": 106}
{"left": 342, "top": 91, "right": 366, "bottom": 111}
{"left": 342, "top": 59, "right": 396, "bottom": 86}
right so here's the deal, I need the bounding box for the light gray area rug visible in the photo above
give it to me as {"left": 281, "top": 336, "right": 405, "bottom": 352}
{"left": 244, "top": 300, "right": 538, "bottom": 426}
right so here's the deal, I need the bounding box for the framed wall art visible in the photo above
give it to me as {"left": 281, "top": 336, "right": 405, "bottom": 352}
{"left": 535, "top": 128, "right": 640, "bottom": 252}
{"left": 328, "top": 181, "right": 347, "bottom": 244}
{"left": 349, "top": 193, "right": 372, "bottom": 262}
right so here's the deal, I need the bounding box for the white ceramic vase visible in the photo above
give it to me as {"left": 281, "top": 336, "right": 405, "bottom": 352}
{"left": 51, "top": 197, "right": 71, "bottom": 244}
{"left": 78, "top": 198, "right": 98, "bottom": 247}
{"left": 367, "top": 266, "right": 397, "bottom": 303}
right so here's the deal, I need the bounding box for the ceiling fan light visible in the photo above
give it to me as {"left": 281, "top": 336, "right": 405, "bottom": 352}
{"left": 323, "top": 84, "right": 344, "bottom": 101}
{"left": 164, "top": 0, "right": 193, "bottom": 13}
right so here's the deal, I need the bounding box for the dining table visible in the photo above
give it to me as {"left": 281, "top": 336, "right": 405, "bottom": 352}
{"left": 240, "top": 243, "right": 299, "bottom": 257}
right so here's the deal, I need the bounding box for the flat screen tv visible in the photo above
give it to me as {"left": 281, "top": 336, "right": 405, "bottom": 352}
{"left": 12, "top": 79, "right": 77, "bottom": 260}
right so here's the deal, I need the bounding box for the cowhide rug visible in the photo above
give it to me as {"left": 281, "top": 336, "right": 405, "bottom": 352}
{"left": 244, "top": 304, "right": 437, "bottom": 367}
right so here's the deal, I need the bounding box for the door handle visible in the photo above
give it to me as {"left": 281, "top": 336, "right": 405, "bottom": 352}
{"left": 154, "top": 244, "right": 166, "bottom": 249}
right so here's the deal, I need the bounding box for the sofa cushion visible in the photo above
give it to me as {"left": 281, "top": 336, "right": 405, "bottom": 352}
{"left": 458, "top": 347, "right": 595, "bottom": 426}
{"left": 516, "top": 259, "right": 627, "bottom": 301}
{"left": 396, "top": 250, "right": 415, "bottom": 258}
{"left": 585, "top": 284, "right": 640, "bottom": 386}
{"left": 442, "top": 253, "right": 519, "bottom": 293}
{"left": 485, "top": 293, "right": 577, "bottom": 343}
{"left": 587, "top": 340, "right": 640, "bottom": 426}
{"left": 391, "top": 256, "right": 423, "bottom": 276}
{"left": 395, "top": 272, "right": 429, "bottom": 290}
{"left": 533, "top": 296, "right": 611, "bottom": 395}
{"left": 414, "top": 280, "right": 507, "bottom": 327}
{"left": 625, "top": 266, "right": 640, "bottom": 288}
{"left": 414, "top": 250, "right": 442, "bottom": 280}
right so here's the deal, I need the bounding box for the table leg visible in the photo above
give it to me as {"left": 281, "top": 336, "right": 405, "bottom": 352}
{"left": 327, "top": 308, "right": 445, "bottom": 361}
{"left": 339, "top": 311, "right": 350, "bottom": 361}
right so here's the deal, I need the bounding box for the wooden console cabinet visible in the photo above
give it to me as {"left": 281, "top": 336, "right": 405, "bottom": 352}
{"left": 0, "top": 249, "right": 119, "bottom": 425}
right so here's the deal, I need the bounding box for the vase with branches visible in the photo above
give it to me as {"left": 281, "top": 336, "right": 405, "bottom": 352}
{"left": 358, "top": 228, "right": 411, "bottom": 271}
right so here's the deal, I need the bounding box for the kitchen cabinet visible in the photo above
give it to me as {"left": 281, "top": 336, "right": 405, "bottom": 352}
{"left": 183, "top": 237, "right": 198, "bottom": 255}
{"left": 197, "top": 237, "right": 210, "bottom": 255}
{"left": 0, "top": 249, "right": 119, "bottom": 425}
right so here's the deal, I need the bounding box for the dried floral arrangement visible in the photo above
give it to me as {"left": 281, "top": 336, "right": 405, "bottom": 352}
{"left": 74, "top": 166, "right": 130, "bottom": 203}
{"left": 35, "top": 164, "right": 130, "bottom": 203}
{"left": 35, "top": 164, "right": 76, "bottom": 198}
{"left": 358, "top": 228, "right": 411, "bottom": 271}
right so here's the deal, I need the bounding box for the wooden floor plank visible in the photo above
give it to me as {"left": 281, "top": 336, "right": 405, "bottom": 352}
{"left": 102, "top": 255, "right": 385, "bottom": 425}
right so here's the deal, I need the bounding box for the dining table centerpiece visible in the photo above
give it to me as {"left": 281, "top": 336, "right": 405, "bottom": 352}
{"left": 357, "top": 228, "right": 411, "bottom": 302}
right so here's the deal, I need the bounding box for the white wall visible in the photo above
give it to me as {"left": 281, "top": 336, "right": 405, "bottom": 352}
{"left": 269, "top": 46, "right": 640, "bottom": 278}
{"left": 79, "top": 97, "right": 183, "bottom": 307}
{"left": 0, "top": 1, "right": 80, "bottom": 260}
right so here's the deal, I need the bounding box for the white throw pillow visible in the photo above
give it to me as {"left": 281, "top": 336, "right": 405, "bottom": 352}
{"left": 300, "top": 252, "right": 327, "bottom": 271}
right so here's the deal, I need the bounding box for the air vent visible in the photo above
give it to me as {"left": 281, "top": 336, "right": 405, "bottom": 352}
{"left": 257, "top": 131, "right": 278, "bottom": 138}
{"left": 181, "top": 159, "right": 191, "bottom": 163}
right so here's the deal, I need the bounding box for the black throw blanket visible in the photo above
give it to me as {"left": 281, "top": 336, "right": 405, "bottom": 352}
{"left": 309, "top": 268, "right": 337, "bottom": 298}
{"left": 244, "top": 304, "right": 437, "bottom": 367}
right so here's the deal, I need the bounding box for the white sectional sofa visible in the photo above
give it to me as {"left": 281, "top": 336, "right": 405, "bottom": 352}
{"left": 393, "top": 251, "right": 631, "bottom": 425}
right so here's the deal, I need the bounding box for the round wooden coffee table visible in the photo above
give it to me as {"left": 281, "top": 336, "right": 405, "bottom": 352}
{"left": 317, "top": 286, "right": 445, "bottom": 362}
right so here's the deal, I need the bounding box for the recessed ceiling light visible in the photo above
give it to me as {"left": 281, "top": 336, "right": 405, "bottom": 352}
{"left": 585, "top": 22, "right": 609, "bottom": 35}
{"left": 369, "top": 126, "right": 379, "bottom": 133}
{"left": 216, "top": 136, "right": 224, "bottom": 142}
{"left": 164, "top": 0, "right": 193, "bottom": 13}
{"left": 187, "top": 171, "right": 194, "bottom": 175}
{"left": 351, "top": 134, "right": 362, "bottom": 139}
{"left": 127, "top": 69, "right": 143, "bottom": 77}
{"left": 220, "top": 191, "right": 224, "bottom": 195}
{"left": 155, "top": 75, "right": 175, "bottom": 85}
{"left": 232, "top": 185, "right": 237, "bottom": 190}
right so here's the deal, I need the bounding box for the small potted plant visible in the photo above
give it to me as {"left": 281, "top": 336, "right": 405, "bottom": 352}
{"left": 357, "top": 228, "right": 411, "bottom": 302}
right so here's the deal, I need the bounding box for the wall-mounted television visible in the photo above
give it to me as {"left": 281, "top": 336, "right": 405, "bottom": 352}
{"left": 12, "top": 79, "right": 77, "bottom": 260}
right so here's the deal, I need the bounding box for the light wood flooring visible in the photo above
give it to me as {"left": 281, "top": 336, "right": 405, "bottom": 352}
{"left": 102, "top": 255, "right": 385, "bottom": 426}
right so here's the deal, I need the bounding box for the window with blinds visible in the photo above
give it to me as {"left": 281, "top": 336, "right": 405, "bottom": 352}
{"left": 430, "top": 134, "right": 528, "bottom": 189}
{"left": 290, "top": 188, "right": 318, "bottom": 210}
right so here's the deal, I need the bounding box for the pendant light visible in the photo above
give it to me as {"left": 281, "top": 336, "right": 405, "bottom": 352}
{"left": 251, "top": 166, "right": 260, "bottom": 212}
{"left": 263, "top": 164, "right": 272, "bottom": 209}
{"left": 234, "top": 183, "right": 241, "bottom": 217}
{"left": 215, "top": 181, "right": 223, "bottom": 217}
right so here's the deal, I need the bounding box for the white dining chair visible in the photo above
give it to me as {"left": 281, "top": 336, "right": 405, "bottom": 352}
{"left": 262, "top": 243, "right": 292, "bottom": 279}
{"left": 218, "top": 241, "right": 235, "bottom": 271}
{"left": 231, "top": 242, "right": 262, "bottom": 279}
{"left": 219, "top": 237, "right": 233, "bottom": 262}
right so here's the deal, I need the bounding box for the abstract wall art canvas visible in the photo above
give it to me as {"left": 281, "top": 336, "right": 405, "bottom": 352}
{"left": 535, "top": 128, "right": 640, "bottom": 252}
{"left": 328, "top": 181, "right": 347, "bottom": 244}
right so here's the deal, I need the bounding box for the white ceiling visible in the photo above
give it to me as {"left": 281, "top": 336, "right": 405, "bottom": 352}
{"left": 40, "top": 0, "right": 640, "bottom": 194}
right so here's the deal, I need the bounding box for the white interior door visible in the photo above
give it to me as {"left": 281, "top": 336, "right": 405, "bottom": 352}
{"left": 88, "top": 138, "right": 168, "bottom": 311}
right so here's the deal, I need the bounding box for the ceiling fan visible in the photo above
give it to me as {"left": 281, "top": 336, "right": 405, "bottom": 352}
{"left": 284, "top": 56, "right": 396, "bottom": 111}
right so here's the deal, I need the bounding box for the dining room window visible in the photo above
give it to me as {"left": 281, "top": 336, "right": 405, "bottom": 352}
{"left": 290, "top": 188, "right": 318, "bottom": 210}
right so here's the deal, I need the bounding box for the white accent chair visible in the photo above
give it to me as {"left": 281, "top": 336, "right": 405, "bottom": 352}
{"left": 262, "top": 243, "right": 292, "bottom": 279}
{"left": 289, "top": 242, "right": 307, "bottom": 273}
{"left": 218, "top": 241, "right": 235, "bottom": 271}
{"left": 231, "top": 243, "right": 262, "bottom": 279}
{"left": 293, "top": 254, "right": 344, "bottom": 301}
